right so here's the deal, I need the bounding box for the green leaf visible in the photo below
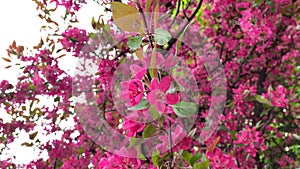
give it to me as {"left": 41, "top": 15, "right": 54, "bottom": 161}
{"left": 229, "top": 130, "right": 238, "bottom": 140}
{"left": 78, "top": 147, "right": 84, "bottom": 154}
{"left": 255, "top": 95, "right": 272, "bottom": 106}
{"left": 127, "top": 36, "right": 143, "bottom": 50}
{"left": 190, "top": 151, "right": 202, "bottom": 166}
{"left": 254, "top": 0, "right": 263, "bottom": 4}
{"left": 91, "top": 16, "right": 96, "bottom": 29}
{"left": 129, "top": 137, "right": 146, "bottom": 148}
{"left": 182, "top": 150, "right": 192, "bottom": 165}
{"left": 172, "top": 101, "right": 198, "bottom": 117}
{"left": 235, "top": 144, "right": 244, "bottom": 148}
{"left": 152, "top": 149, "right": 160, "bottom": 167}
{"left": 177, "top": 83, "right": 185, "bottom": 92}
{"left": 119, "top": 57, "right": 126, "bottom": 63}
{"left": 142, "top": 124, "right": 156, "bottom": 138}
{"left": 135, "top": 145, "right": 147, "bottom": 160}
{"left": 138, "top": 151, "right": 146, "bottom": 160}
{"left": 193, "top": 160, "right": 210, "bottom": 169}
{"left": 149, "top": 105, "right": 161, "bottom": 120}
{"left": 146, "top": 0, "right": 151, "bottom": 13}
{"left": 238, "top": 7, "right": 247, "bottom": 11}
{"left": 154, "top": 28, "right": 172, "bottom": 45}
{"left": 128, "top": 98, "right": 149, "bottom": 110}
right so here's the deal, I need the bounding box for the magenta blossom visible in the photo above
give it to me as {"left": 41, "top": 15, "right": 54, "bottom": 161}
{"left": 130, "top": 64, "right": 146, "bottom": 80}
{"left": 156, "top": 125, "right": 192, "bottom": 153}
{"left": 120, "top": 79, "right": 144, "bottom": 106}
{"left": 262, "top": 85, "right": 289, "bottom": 108}
{"left": 122, "top": 118, "right": 146, "bottom": 137}
{"left": 98, "top": 150, "right": 141, "bottom": 169}
{"left": 146, "top": 76, "right": 180, "bottom": 113}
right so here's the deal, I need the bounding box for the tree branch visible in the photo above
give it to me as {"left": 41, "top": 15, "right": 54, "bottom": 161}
{"left": 167, "top": 119, "right": 173, "bottom": 169}
{"left": 230, "top": 44, "right": 256, "bottom": 87}
{"left": 168, "top": 0, "right": 181, "bottom": 28}
{"left": 136, "top": 0, "right": 154, "bottom": 49}
{"left": 166, "top": 0, "right": 204, "bottom": 51}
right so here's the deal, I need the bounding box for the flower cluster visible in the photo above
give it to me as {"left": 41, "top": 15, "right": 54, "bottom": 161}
{"left": 61, "top": 27, "right": 88, "bottom": 56}
{"left": 46, "top": 0, "right": 86, "bottom": 14}
{"left": 1, "top": 0, "right": 300, "bottom": 168}
{"left": 262, "top": 85, "right": 289, "bottom": 107}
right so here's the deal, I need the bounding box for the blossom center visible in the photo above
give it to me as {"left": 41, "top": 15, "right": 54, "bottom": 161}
{"left": 154, "top": 90, "right": 166, "bottom": 103}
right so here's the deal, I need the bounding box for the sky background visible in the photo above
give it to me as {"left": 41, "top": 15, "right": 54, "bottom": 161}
{"left": 0, "top": 0, "right": 104, "bottom": 164}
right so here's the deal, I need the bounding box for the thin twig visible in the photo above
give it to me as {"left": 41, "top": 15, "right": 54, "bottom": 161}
{"left": 166, "top": 0, "right": 204, "bottom": 51}
{"left": 136, "top": 0, "right": 154, "bottom": 49}
{"left": 168, "top": 119, "right": 173, "bottom": 169}
{"left": 53, "top": 158, "right": 58, "bottom": 169}
{"left": 168, "top": 0, "right": 181, "bottom": 29}
{"left": 230, "top": 44, "right": 256, "bottom": 86}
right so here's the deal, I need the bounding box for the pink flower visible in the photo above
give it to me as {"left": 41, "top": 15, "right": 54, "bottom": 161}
{"left": 130, "top": 64, "right": 146, "bottom": 80}
{"left": 0, "top": 80, "right": 13, "bottom": 92}
{"left": 262, "top": 85, "right": 289, "bottom": 107}
{"left": 122, "top": 118, "right": 146, "bottom": 137}
{"left": 49, "top": 0, "right": 86, "bottom": 14}
{"left": 61, "top": 27, "right": 88, "bottom": 56}
{"left": 98, "top": 149, "right": 141, "bottom": 169}
{"left": 156, "top": 126, "right": 192, "bottom": 153}
{"left": 120, "top": 79, "right": 144, "bottom": 106}
{"left": 234, "top": 126, "right": 267, "bottom": 158}
{"left": 146, "top": 76, "right": 180, "bottom": 113}
{"left": 206, "top": 148, "right": 238, "bottom": 169}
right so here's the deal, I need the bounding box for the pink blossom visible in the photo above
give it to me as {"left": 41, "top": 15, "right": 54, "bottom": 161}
{"left": 122, "top": 118, "right": 146, "bottom": 137}
{"left": 262, "top": 85, "right": 289, "bottom": 107}
{"left": 120, "top": 79, "right": 144, "bottom": 106}
{"left": 234, "top": 126, "right": 267, "bottom": 159}
{"left": 156, "top": 125, "right": 191, "bottom": 152}
{"left": 130, "top": 64, "right": 146, "bottom": 80}
{"left": 61, "top": 27, "right": 88, "bottom": 56}
{"left": 98, "top": 149, "right": 141, "bottom": 169}
{"left": 0, "top": 80, "right": 13, "bottom": 92}
{"left": 206, "top": 148, "right": 238, "bottom": 169}
{"left": 146, "top": 76, "right": 180, "bottom": 113}
{"left": 48, "top": 0, "right": 86, "bottom": 14}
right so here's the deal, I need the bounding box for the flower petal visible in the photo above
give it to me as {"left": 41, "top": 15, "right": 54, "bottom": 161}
{"left": 146, "top": 90, "right": 157, "bottom": 104}
{"left": 130, "top": 64, "right": 145, "bottom": 80}
{"left": 150, "top": 78, "right": 159, "bottom": 90}
{"left": 163, "top": 54, "right": 176, "bottom": 68}
{"left": 156, "top": 52, "right": 164, "bottom": 67}
{"left": 159, "top": 76, "right": 171, "bottom": 92}
{"left": 134, "top": 93, "right": 143, "bottom": 104}
{"left": 155, "top": 101, "right": 166, "bottom": 113}
{"left": 120, "top": 90, "right": 129, "bottom": 100}
{"left": 120, "top": 81, "right": 130, "bottom": 89}
{"left": 166, "top": 93, "right": 180, "bottom": 105}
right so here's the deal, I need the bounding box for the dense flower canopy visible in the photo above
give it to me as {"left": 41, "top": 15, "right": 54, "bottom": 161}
{"left": 0, "top": 0, "right": 299, "bottom": 168}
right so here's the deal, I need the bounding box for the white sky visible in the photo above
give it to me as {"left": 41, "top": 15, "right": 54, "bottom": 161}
{"left": 0, "top": 0, "right": 105, "bottom": 165}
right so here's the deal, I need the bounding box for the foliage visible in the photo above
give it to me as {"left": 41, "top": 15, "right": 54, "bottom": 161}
{"left": 0, "top": 0, "right": 300, "bottom": 168}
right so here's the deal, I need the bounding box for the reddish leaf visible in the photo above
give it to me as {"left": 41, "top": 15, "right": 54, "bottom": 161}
{"left": 29, "top": 131, "right": 38, "bottom": 140}
{"left": 207, "top": 136, "right": 220, "bottom": 153}
{"left": 2, "top": 57, "right": 11, "bottom": 62}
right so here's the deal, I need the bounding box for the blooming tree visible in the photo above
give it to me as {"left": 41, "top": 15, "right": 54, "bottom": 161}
{"left": 1, "top": 0, "right": 300, "bottom": 168}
